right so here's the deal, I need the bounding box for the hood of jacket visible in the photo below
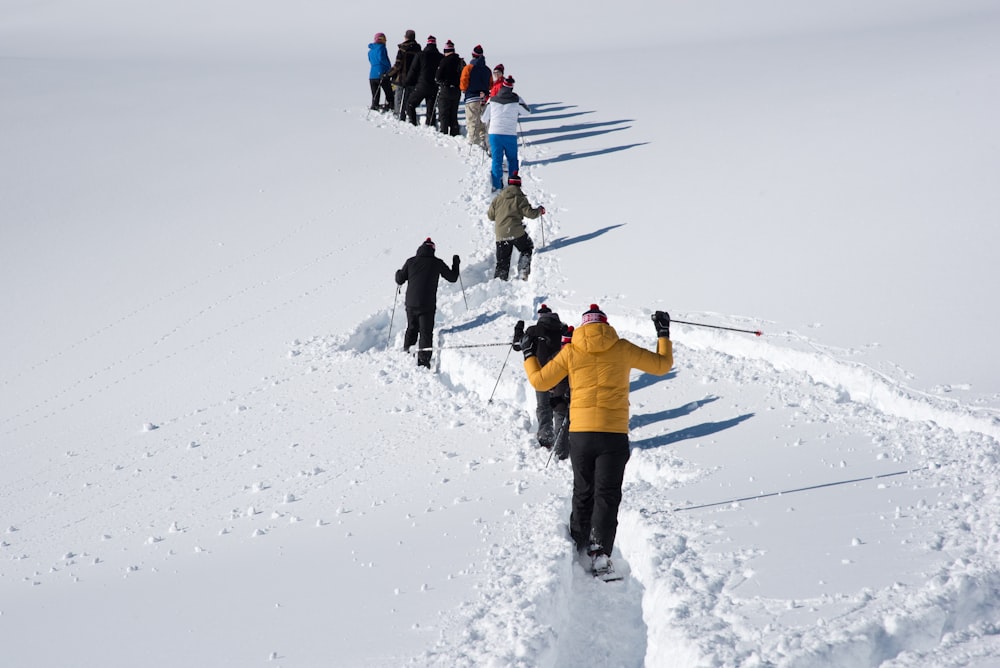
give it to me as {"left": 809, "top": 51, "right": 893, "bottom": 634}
{"left": 572, "top": 322, "right": 620, "bottom": 354}
{"left": 491, "top": 86, "right": 519, "bottom": 105}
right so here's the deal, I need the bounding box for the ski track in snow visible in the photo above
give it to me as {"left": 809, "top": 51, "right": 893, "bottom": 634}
{"left": 335, "top": 109, "right": 1000, "bottom": 666}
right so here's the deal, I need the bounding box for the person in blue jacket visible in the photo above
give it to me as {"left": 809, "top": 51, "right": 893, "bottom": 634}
{"left": 368, "top": 32, "right": 394, "bottom": 111}
{"left": 463, "top": 44, "right": 492, "bottom": 150}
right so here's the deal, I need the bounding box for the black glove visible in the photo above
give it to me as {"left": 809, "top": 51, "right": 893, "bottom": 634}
{"left": 452, "top": 255, "right": 460, "bottom": 270}
{"left": 520, "top": 333, "right": 538, "bottom": 360}
{"left": 652, "top": 311, "right": 671, "bottom": 338}
{"left": 512, "top": 320, "right": 525, "bottom": 351}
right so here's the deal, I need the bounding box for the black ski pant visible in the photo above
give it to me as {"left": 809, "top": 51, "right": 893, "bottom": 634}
{"left": 406, "top": 84, "right": 438, "bottom": 126}
{"left": 369, "top": 78, "right": 394, "bottom": 109}
{"left": 437, "top": 84, "right": 462, "bottom": 136}
{"left": 535, "top": 392, "right": 568, "bottom": 453}
{"left": 403, "top": 307, "right": 436, "bottom": 367}
{"left": 568, "top": 432, "right": 630, "bottom": 556}
{"left": 494, "top": 234, "right": 533, "bottom": 280}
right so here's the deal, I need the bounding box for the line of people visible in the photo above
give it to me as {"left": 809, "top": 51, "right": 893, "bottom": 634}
{"left": 368, "top": 30, "right": 532, "bottom": 194}
{"left": 381, "top": 30, "right": 676, "bottom": 581}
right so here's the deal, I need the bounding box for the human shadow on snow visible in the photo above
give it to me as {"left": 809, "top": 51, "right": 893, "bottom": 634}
{"left": 439, "top": 311, "right": 507, "bottom": 337}
{"left": 520, "top": 120, "right": 635, "bottom": 139}
{"left": 629, "top": 395, "right": 718, "bottom": 430}
{"left": 631, "top": 413, "right": 755, "bottom": 450}
{"left": 630, "top": 371, "right": 679, "bottom": 393}
{"left": 538, "top": 224, "right": 625, "bottom": 253}
{"left": 523, "top": 143, "right": 649, "bottom": 167}
{"left": 527, "top": 102, "right": 580, "bottom": 114}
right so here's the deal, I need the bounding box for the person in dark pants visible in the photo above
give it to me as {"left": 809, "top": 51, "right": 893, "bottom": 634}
{"left": 487, "top": 172, "right": 544, "bottom": 280}
{"left": 394, "top": 238, "right": 460, "bottom": 368}
{"left": 405, "top": 36, "right": 444, "bottom": 127}
{"left": 367, "top": 32, "right": 393, "bottom": 111}
{"left": 386, "top": 29, "right": 421, "bottom": 119}
{"left": 521, "top": 304, "right": 673, "bottom": 579}
{"left": 514, "top": 305, "right": 570, "bottom": 455}
{"left": 434, "top": 40, "right": 464, "bottom": 136}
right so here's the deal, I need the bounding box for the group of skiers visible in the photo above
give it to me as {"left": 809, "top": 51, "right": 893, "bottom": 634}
{"left": 367, "top": 31, "right": 532, "bottom": 195}
{"left": 382, "top": 30, "right": 674, "bottom": 581}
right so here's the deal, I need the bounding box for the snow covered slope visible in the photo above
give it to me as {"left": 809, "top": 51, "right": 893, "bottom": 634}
{"left": 3, "top": 2, "right": 1000, "bottom": 666}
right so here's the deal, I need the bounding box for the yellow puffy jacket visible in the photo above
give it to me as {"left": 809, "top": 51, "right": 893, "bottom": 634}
{"left": 524, "top": 322, "right": 673, "bottom": 434}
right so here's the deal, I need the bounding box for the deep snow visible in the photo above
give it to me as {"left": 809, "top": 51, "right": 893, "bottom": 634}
{"left": 3, "top": 2, "right": 1000, "bottom": 667}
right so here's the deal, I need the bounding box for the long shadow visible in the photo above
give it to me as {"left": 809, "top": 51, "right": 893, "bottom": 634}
{"left": 629, "top": 396, "right": 719, "bottom": 430}
{"left": 528, "top": 126, "right": 629, "bottom": 146}
{"left": 523, "top": 143, "right": 649, "bottom": 167}
{"left": 632, "top": 413, "right": 755, "bottom": 450}
{"left": 538, "top": 224, "right": 625, "bottom": 253}
{"left": 630, "top": 371, "right": 678, "bottom": 393}
{"left": 519, "top": 110, "right": 596, "bottom": 124}
{"left": 439, "top": 311, "right": 506, "bottom": 336}
{"left": 530, "top": 102, "right": 576, "bottom": 113}
{"left": 521, "top": 119, "right": 634, "bottom": 139}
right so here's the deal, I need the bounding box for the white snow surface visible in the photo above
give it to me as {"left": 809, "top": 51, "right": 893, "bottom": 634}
{"left": 3, "top": 2, "right": 1000, "bottom": 667}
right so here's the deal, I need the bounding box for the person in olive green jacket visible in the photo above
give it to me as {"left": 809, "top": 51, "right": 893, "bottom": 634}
{"left": 521, "top": 304, "right": 673, "bottom": 579}
{"left": 486, "top": 171, "right": 545, "bottom": 280}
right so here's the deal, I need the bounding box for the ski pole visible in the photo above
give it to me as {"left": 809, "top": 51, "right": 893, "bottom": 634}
{"left": 487, "top": 345, "right": 514, "bottom": 404}
{"left": 539, "top": 213, "right": 546, "bottom": 248}
{"left": 672, "top": 319, "right": 763, "bottom": 337}
{"left": 414, "top": 341, "right": 510, "bottom": 352}
{"left": 458, "top": 270, "right": 469, "bottom": 310}
{"left": 386, "top": 286, "right": 400, "bottom": 350}
{"left": 545, "top": 418, "right": 568, "bottom": 469}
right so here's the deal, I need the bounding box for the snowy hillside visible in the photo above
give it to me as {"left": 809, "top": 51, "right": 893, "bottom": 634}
{"left": 3, "top": 2, "right": 1000, "bottom": 667}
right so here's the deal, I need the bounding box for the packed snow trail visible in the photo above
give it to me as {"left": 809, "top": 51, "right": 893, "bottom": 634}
{"left": 361, "top": 106, "right": 1000, "bottom": 667}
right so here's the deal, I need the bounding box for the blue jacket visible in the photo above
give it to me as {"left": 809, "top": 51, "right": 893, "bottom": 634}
{"left": 368, "top": 43, "right": 391, "bottom": 79}
{"left": 464, "top": 56, "right": 492, "bottom": 101}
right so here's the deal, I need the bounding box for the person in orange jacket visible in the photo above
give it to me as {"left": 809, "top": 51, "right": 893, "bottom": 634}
{"left": 521, "top": 304, "right": 673, "bottom": 579}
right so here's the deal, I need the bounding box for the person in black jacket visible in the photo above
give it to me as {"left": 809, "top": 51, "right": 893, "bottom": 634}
{"left": 405, "top": 36, "right": 444, "bottom": 127}
{"left": 435, "top": 40, "right": 464, "bottom": 136}
{"left": 395, "top": 238, "right": 461, "bottom": 367}
{"left": 514, "top": 305, "right": 570, "bottom": 457}
{"left": 386, "top": 29, "right": 421, "bottom": 120}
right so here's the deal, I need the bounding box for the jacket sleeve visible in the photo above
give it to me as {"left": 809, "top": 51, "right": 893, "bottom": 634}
{"left": 487, "top": 197, "right": 497, "bottom": 221}
{"left": 524, "top": 347, "right": 570, "bottom": 392}
{"left": 395, "top": 261, "right": 408, "bottom": 285}
{"left": 627, "top": 338, "right": 673, "bottom": 376}
{"left": 439, "top": 259, "right": 460, "bottom": 283}
{"left": 516, "top": 192, "right": 542, "bottom": 220}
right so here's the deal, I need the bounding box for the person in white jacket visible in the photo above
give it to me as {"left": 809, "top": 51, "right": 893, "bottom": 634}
{"left": 481, "top": 76, "right": 530, "bottom": 191}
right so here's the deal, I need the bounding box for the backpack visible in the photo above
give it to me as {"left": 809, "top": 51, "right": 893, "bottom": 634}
{"left": 460, "top": 63, "right": 473, "bottom": 92}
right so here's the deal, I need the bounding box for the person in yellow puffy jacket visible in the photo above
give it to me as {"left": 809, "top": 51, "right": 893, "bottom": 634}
{"left": 521, "top": 304, "right": 673, "bottom": 579}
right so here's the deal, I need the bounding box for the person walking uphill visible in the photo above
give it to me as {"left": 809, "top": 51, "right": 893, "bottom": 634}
{"left": 386, "top": 29, "right": 420, "bottom": 119}
{"left": 462, "top": 45, "right": 492, "bottom": 149}
{"left": 514, "top": 305, "right": 571, "bottom": 458}
{"left": 521, "top": 305, "right": 674, "bottom": 580}
{"left": 487, "top": 172, "right": 544, "bottom": 280}
{"left": 405, "top": 36, "right": 444, "bottom": 127}
{"left": 481, "top": 76, "right": 531, "bottom": 191}
{"left": 435, "top": 40, "right": 464, "bottom": 136}
{"left": 367, "top": 32, "right": 394, "bottom": 111}
{"left": 395, "top": 238, "right": 461, "bottom": 368}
